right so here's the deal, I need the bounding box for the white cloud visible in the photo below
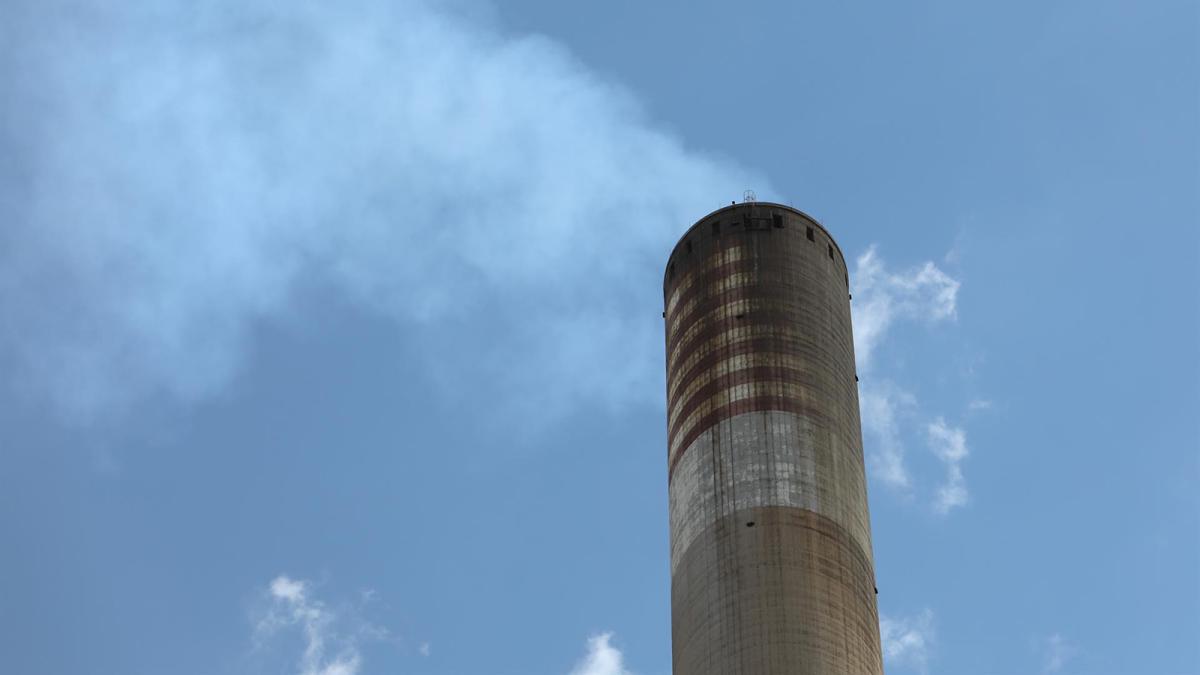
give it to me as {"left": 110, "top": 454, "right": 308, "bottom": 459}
{"left": 851, "top": 248, "right": 963, "bottom": 499}
{"left": 967, "top": 398, "right": 993, "bottom": 412}
{"left": 568, "top": 633, "right": 634, "bottom": 675}
{"left": 418, "top": 641, "right": 431, "bottom": 657}
{"left": 270, "top": 576, "right": 308, "bottom": 604}
{"left": 255, "top": 575, "right": 386, "bottom": 675}
{"left": 0, "top": 0, "right": 768, "bottom": 423}
{"left": 860, "top": 381, "right": 916, "bottom": 489}
{"left": 1042, "top": 633, "right": 1078, "bottom": 673}
{"left": 927, "top": 417, "right": 970, "bottom": 514}
{"left": 879, "top": 609, "right": 935, "bottom": 673}
{"left": 851, "top": 246, "right": 960, "bottom": 376}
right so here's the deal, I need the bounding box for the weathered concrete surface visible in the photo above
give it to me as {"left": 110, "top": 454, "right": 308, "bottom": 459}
{"left": 663, "top": 203, "right": 883, "bottom": 675}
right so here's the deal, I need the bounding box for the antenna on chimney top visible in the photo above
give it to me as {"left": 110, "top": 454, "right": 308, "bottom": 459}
{"left": 743, "top": 189, "right": 757, "bottom": 203}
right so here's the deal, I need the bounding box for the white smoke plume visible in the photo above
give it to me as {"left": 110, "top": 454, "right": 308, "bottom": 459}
{"left": 0, "top": 0, "right": 768, "bottom": 423}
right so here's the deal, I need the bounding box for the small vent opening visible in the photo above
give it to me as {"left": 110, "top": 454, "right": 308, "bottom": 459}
{"left": 686, "top": 240, "right": 693, "bottom": 254}
{"left": 745, "top": 521, "right": 755, "bottom": 528}
{"left": 711, "top": 221, "right": 721, "bottom": 236}
{"left": 827, "top": 243, "right": 834, "bottom": 259}
{"left": 806, "top": 226, "right": 815, "bottom": 242}
{"left": 772, "top": 213, "right": 783, "bottom": 228}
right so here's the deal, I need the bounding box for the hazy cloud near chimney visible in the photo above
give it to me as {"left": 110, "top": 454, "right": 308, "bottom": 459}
{"left": 0, "top": 0, "right": 766, "bottom": 423}
{"left": 851, "top": 246, "right": 959, "bottom": 375}
{"left": 879, "top": 609, "right": 935, "bottom": 673}
{"left": 850, "top": 247, "right": 973, "bottom": 511}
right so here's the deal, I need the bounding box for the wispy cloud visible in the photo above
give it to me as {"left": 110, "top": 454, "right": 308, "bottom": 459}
{"left": 255, "top": 578, "right": 633, "bottom": 674}
{"left": 0, "top": 0, "right": 766, "bottom": 424}
{"left": 967, "top": 398, "right": 993, "bottom": 412}
{"left": 567, "top": 633, "right": 635, "bottom": 675}
{"left": 859, "top": 381, "right": 916, "bottom": 489}
{"left": 852, "top": 246, "right": 959, "bottom": 375}
{"left": 879, "top": 609, "right": 935, "bottom": 673}
{"left": 927, "top": 417, "right": 970, "bottom": 514}
{"left": 851, "top": 247, "right": 965, "bottom": 502}
{"left": 254, "top": 575, "right": 387, "bottom": 675}
{"left": 1041, "top": 633, "right": 1078, "bottom": 674}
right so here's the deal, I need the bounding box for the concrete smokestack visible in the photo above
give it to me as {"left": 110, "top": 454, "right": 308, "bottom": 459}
{"left": 663, "top": 202, "right": 883, "bottom": 674}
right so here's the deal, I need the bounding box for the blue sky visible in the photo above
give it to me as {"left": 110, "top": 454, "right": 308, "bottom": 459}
{"left": 0, "top": 1, "right": 1196, "bottom": 674}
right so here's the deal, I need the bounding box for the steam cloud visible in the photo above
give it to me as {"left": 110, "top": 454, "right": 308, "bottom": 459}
{"left": 0, "top": 0, "right": 768, "bottom": 422}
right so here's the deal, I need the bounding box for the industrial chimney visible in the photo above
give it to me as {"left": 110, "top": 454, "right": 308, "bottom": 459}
{"left": 663, "top": 202, "right": 883, "bottom": 674}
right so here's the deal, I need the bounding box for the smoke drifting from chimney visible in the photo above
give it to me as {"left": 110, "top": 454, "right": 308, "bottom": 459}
{"left": 0, "top": 0, "right": 770, "bottom": 423}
